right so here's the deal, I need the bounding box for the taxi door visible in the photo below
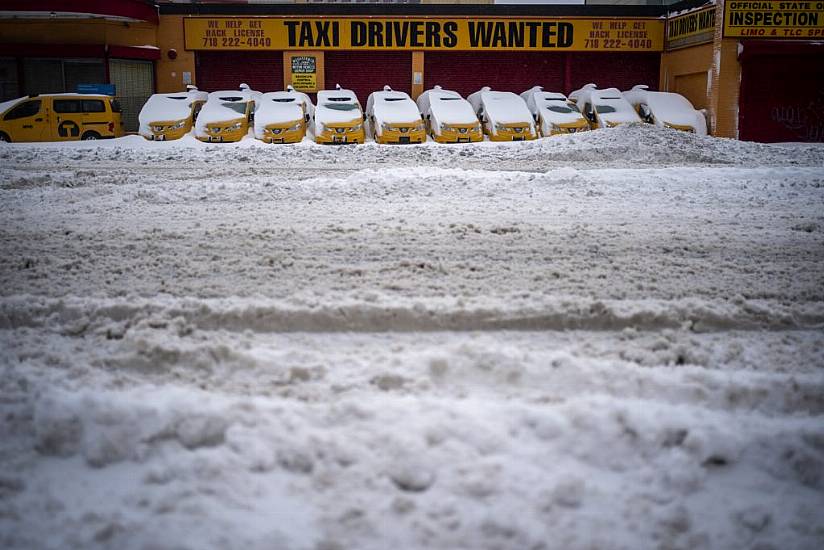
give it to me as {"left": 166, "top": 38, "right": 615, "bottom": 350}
{"left": 50, "top": 98, "right": 84, "bottom": 141}
{"left": 79, "top": 98, "right": 112, "bottom": 137}
{"left": 2, "top": 99, "right": 48, "bottom": 142}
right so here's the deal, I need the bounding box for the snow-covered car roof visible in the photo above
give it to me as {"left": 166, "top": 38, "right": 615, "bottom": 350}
{"left": 138, "top": 91, "right": 208, "bottom": 124}
{"left": 316, "top": 88, "right": 363, "bottom": 124}
{"left": 622, "top": 85, "right": 701, "bottom": 128}
{"left": 569, "top": 85, "right": 640, "bottom": 124}
{"left": 255, "top": 89, "right": 313, "bottom": 126}
{"left": 196, "top": 89, "right": 259, "bottom": 126}
{"left": 589, "top": 88, "right": 641, "bottom": 123}
{"left": 468, "top": 88, "right": 532, "bottom": 125}
{"left": 417, "top": 86, "right": 478, "bottom": 125}
{"left": 367, "top": 88, "right": 421, "bottom": 123}
{"left": 568, "top": 83, "right": 597, "bottom": 104}
{"left": 521, "top": 87, "right": 585, "bottom": 126}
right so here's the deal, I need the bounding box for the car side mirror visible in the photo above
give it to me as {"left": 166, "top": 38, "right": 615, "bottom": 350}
{"left": 363, "top": 113, "right": 367, "bottom": 121}
{"left": 305, "top": 114, "right": 310, "bottom": 122}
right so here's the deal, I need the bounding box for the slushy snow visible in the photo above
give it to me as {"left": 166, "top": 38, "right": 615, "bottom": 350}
{"left": 1, "top": 125, "right": 823, "bottom": 550}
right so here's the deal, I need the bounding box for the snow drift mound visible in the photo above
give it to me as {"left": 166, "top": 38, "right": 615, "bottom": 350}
{"left": 2, "top": 124, "right": 823, "bottom": 170}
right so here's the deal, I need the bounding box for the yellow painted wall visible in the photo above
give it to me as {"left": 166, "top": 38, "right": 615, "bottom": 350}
{"left": 708, "top": 1, "right": 741, "bottom": 139}
{"left": 0, "top": 19, "right": 156, "bottom": 47}
{"left": 156, "top": 15, "right": 196, "bottom": 93}
{"left": 659, "top": 43, "right": 712, "bottom": 111}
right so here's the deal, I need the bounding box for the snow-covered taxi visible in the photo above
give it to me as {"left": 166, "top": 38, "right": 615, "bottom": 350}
{"left": 416, "top": 86, "right": 482, "bottom": 144}
{"left": 139, "top": 86, "right": 207, "bottom": 141}
{"left": 520, "top": 86, "right": 589, "bottom": 137}
{"left": 467, "top": 87, "right": 536, "bottom": 142}
{"left": 313, "top": 85, "right": 365, "bottom": 145}
{"left": 569, "top": 84, "right": 641, "bottom": 129}
{"left": 622, "top": 85, "right": 707, "bottom": 135}
{"left": 366, "top": 86, "right": 425, "bottom": 145}
{"left": 0, "top": 93, "right": 123, "bottom": 143}
{"left": 254, "top": 86, "right": 314, "bottom": 144}
{"left": 194, "top": 84, "right": 260, "bottom": 143}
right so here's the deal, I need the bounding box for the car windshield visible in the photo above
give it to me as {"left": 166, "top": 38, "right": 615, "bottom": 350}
{"left": 546, "top": 103, "right": 576, "bottom": 114}
{"left": 167, "top": 97, "right": 187, "bottom": 101}
{"left": 221, "top": 102, "right": 248, "bottom": 115}
{"left": 273, "top": 98, "right": 296, "bottom": 103}
{"left": 323, "top": 102, "right": 358, "bottom": 111}
{"left": 595, "top": 104, "right": 617, "bottom": 114}
{"left": 384, "top": 98, "right": 405, "bottom": 102}
{"left": 439, "top": 97, "right": 461, "bottom": 101}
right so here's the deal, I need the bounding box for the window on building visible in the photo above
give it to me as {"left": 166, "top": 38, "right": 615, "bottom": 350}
{"left": 0, "top": 58, "right": 18, "bottom": 102}
{"left": 23, "top": 58, "right": 105, "bottom": 96}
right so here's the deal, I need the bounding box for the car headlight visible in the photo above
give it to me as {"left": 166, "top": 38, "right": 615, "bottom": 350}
{"left": 495, "top": 123, "right": 506, "bottom": 131}
{"left": 550, "top": 124, "right": 560, "bottom": 133}
{"left": 316, "top": 123, "right": 325, "bottom": 134}
{"left": 351, "top": 123, "right": 363, "bottom": 132}
{"left": 284, "top": 122, "right": 302, "bottom": 132}
{"left": 440, "top": 123, "right": 449, "bottom": 131}
{"left": 414, "top": 122, "right": 425, "bottom": 132}
{"left": 229, "top": 122, "right": 243, "bottom": 130}
{"left": 474, "top": 123, "right": 482, "bottom": 132}
{"left": 172, "top": 120, "right": 187, "bottom": 130}
{"left": 381, "top": 122, "right": 392, "bottom": 131}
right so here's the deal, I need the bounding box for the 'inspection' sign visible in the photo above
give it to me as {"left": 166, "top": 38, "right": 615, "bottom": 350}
{"left": 184, "top": 17, "right": 664, "bottom": 52}
{"left": 724, "top": 1, "right": 824, "bottom": 38}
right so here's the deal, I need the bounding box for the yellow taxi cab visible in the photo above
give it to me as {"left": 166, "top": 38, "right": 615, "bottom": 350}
{"left": 194, "top": 84, "right": 260, "bottom": 143}
{"left": 366, "top": 86, "right": 426, "bottom": 145}
{"left": 139, "top": 86, "right": 208, "bottom": 141}
{"left": 467, "top": 87, "right": 537, "bottom": 142}
{"left": 254, "top": 87, "right": 315, "bottom": 144}
{"left": 521, "top": 87, "right": 590, "bottom": 137}
{"left": 0, "top": 93, "right": 124, "bottom": 142}
{"left": 313, "top": 86, "right": 365, "bottom": 145}
{"left": 416, "top": 86, "right": 482, "bottom": 144}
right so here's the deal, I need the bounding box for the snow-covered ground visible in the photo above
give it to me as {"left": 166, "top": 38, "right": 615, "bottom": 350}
{"left": 1, "top": 126, "right": 823, "bottom": 550}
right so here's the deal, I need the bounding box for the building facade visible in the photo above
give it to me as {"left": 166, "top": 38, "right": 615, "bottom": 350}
{"left": 1, "top": 0, "right": 822, "bottom": 141}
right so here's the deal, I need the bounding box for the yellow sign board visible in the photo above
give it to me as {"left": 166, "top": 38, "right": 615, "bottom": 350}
{"left": 184, "top": 17, "right": 664, "bottom": 52}
{"left": 724, "top": 1, "right": 824, "bottom": 38}
{"left": 286, "top": 53, "right": 319, "bottom": 92}
{"left": 666, "top": 6, "right": 716, "bottom": 50}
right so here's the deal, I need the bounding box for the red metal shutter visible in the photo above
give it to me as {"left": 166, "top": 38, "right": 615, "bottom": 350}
{"left": 567, "top": 52, "right": 660, "bottom": 94}
{"left": 739, "top": 43, "right": 824, "bottom": 143}
{"left": 425, "top": 51, "right": 565, "bottom": 98}
{"left": 324, "top": 51, "right": 412, "bottom": 105}
{"left": 195, "top": 52, "right": 284, "bottom": 93}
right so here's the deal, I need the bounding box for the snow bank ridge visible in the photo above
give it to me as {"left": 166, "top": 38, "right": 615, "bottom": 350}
{"left": 2, "top": 295, "right": 823, "bottom": 334}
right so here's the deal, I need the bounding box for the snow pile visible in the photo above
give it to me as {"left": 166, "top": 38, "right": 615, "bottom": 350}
{"left": 1, "top": 126, "right": 824, "bottom": 549}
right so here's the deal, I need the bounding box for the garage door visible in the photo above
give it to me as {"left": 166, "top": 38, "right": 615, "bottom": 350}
{"left": 568, "top": 52, "right": 660, "bottom": 94}
{"left": 196, "top": 52, "right": 283, "bottom": 93}
{"left": 324, "top": 51, "right": 411, "bottom": 106}
{"left": 425, "top": 51, "right": 565, "bottom": 98}
{"left": 109, "top": 59, "right": 154, "bottom": 132}
{"left": 739, "top": 43, "right": 824, "bottom": 143}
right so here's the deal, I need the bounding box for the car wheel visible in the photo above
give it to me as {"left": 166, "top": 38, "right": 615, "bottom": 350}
{"left": 81, "top": 131, "right": 100, "bottom": 141}
{"left": 0, "top": 132, "right": 10, "bottom": 142}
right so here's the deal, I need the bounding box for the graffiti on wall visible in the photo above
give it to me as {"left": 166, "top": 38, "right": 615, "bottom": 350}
{"left": 770, "top": 91, "right": 824, "bottom": 141}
